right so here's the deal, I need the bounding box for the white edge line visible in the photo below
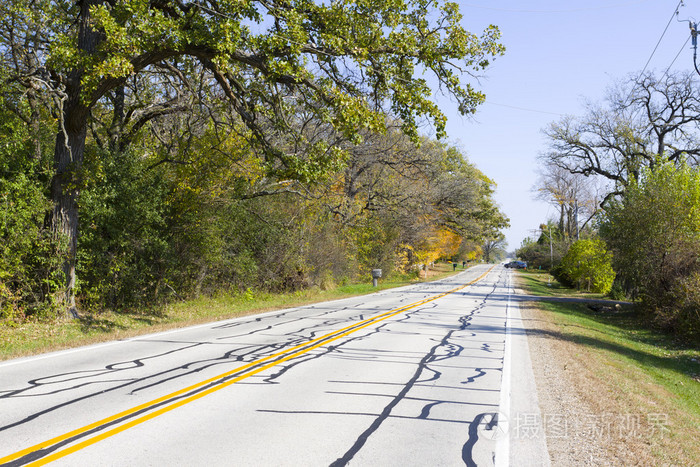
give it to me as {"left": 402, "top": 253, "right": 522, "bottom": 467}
{"left": 495, "top": 269, "right": 512, "bottom": 467}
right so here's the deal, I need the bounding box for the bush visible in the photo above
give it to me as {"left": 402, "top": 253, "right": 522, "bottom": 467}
{"left": 557, "top": 238, "right": 615, "bottom": 294}
{"left": 77, "top": 148, "right": 172, "bottom": 310}
{"left": 665, "top": 272, "right": 700, "bottom": 340}
{"left": 0, "top": 106, "right": 63, "bottom": 321}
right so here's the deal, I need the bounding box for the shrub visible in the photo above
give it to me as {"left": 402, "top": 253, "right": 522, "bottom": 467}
{"left": 0, "top": 113, "right": 63, "bottom": 321}
{"left": 666, "top": 272, "right": 700, "bottom": 340}
{"left": 557, "top": 238, "right": 615, "bottom": 294}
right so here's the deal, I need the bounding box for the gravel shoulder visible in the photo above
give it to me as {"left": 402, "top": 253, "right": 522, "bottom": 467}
{"left": 519, "top": 299, "right": 619, "bottom": 465}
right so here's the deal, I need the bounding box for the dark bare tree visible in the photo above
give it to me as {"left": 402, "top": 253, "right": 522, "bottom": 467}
{"left": 543, "top": 71, "right": 700, "bottom": 204}
{"left": 482, "top": 233, "right": 506, "bottom": 263}
{"left": 532, "top": 164, "right": 604, "bottom": 239}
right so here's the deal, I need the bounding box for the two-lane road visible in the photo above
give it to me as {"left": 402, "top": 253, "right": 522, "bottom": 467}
{"left": 0, "top": 264, "right": 548, "bottom": 466}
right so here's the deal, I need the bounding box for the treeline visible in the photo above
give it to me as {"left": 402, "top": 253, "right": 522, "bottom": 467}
{"left": 0, "top": 1, "right": 508, "bottom": 321}
{"left": 0, "top": 86, "right": 506, "bottom": 320}
{"left": 519, "top": 71, "right": 700, "bottom": 341}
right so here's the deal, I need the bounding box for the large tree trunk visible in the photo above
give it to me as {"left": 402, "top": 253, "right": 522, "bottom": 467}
{"left": 50, "top": 124, "right": 87, "bottom": 317}
{"left": 50, "top": 0, "right": 102, "bottom": 317}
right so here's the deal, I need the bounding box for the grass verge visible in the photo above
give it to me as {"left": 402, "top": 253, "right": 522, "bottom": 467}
{"left": 0, "top": 262, "right": 465, "bottom": 361}
{"left": 517, "top": 268, "right": 608, "bottom": 299}
{"left": 517, "top": 270, "right": 700, "bottom": 465}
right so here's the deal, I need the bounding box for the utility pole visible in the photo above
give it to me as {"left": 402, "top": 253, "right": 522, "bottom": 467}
{"left": 690, "top": 21, "right": 700, "bottom": 76}
{"left": 574, "top": 200, "right": 580, "bottom": 241}
{"left": 539, "top": 224, "right": 554, "bottom": 271}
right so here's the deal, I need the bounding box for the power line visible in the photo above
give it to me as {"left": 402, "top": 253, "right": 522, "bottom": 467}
{"left": 662, "top": 35, "right": 691, "bottom": 79}
{"left": 624, "top": 0, "right": 684, "bottom": 104}
{"left": 637, "top": 0, "right": 684, "bottom": 77}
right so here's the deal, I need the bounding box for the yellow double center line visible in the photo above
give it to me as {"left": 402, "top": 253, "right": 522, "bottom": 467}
{"left": 2, "top": 267, "right": 493, "bottom": 466}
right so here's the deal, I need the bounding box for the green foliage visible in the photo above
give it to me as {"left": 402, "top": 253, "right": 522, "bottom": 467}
{"left": 77, "top": 147, "right": 172, "bottom": 310}
{"left": 210, "top": 197, "right": 313, "bottom": 293}
{"left": 482, "top": 233, "right": 506, "bottom": 263}
{"left": 33, "top": 0, "right": 505, "bottom": 175}
{"left": 350, "top": 215, "right": 403, "bottom": 274}
{"left": 556, "top": 238, "right": 615, "bottom": 294}
{"left": 2, "top": 127, "right": 508, "bottom": 318}
{"left": 602, "top": 160, "right": 700, "bottom": 338}
{"left": 0, "top": 94, "right": 63, "bottom": 321}
{"left": 667, "top": 272, "right": 700, "bottom": 339}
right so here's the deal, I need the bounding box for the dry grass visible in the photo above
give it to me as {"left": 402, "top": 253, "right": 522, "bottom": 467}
{"left": 0, "top": 262, "right": 464, "bottom": 361}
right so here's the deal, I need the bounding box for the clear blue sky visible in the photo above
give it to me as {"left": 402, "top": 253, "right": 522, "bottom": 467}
{"left": 438, "top": 0, "right": 693, "bottom": 250}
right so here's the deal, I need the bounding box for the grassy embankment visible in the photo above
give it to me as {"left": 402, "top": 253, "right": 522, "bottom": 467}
{"left": 0, "top": 262, "right": 465, "bottom": 361}
{"left": 517, "top": 269, "right": 700, "bottom": 465}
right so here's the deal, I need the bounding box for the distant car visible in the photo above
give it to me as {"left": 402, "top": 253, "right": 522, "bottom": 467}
{"left": 505, "top": 261, "right": 527, "bottom": 269}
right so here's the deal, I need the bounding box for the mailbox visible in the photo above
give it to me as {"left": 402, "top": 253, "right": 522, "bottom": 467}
{"left": 371, "top": 269, "right": 382, "bottom": 287}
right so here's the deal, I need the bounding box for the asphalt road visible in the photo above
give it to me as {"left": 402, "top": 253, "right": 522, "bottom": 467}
{"left": 0, "top": 264, "right": 549, "bottom": 466}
